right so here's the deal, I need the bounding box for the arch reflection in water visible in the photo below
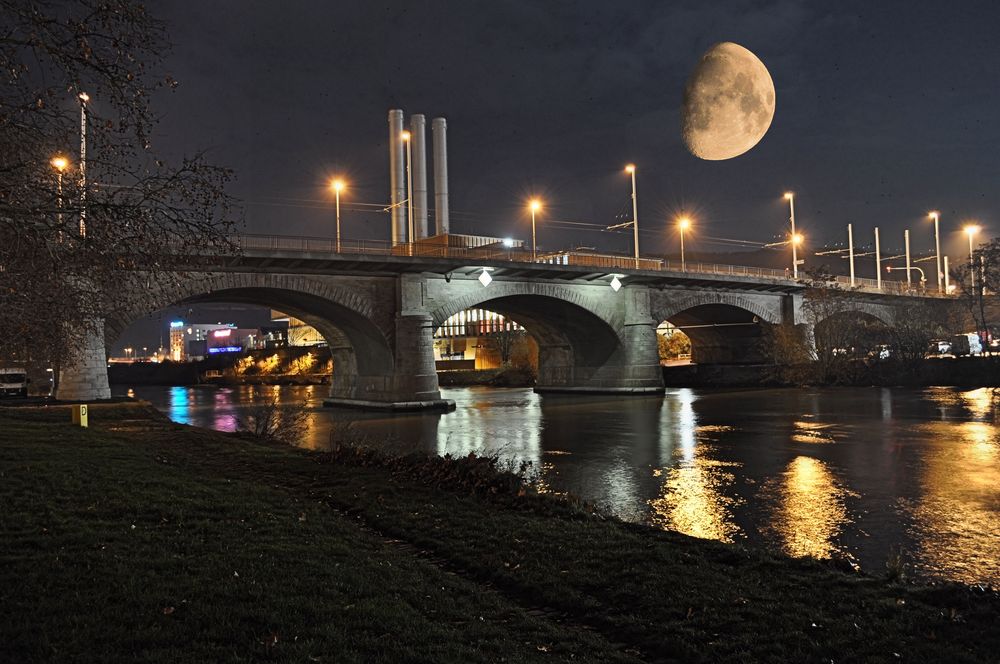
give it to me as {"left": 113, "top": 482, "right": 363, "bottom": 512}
{"left": 761, "top": 455, "right": 855, "bottom": 560}
{"left": 906, "top": 419, "right": 1000, "bottom": 584}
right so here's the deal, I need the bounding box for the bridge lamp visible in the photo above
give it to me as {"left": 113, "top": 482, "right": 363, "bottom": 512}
{"left": 331, "top": 178, "right": 346, "bottom": 253}
{"left": 965, "top": 224, "right": 981, "bottom": 288}
{"left": 783, "top": 192, "right": 798, "bottom": 278}
{"left": 928, "top": 211, "right": 942, "bottom": 292}
{"left": 478, "top": 267, "right": 493, "bottom": 287}
{"left": 609, "top": 274, "right": 623, "bottom": 292}
{"left": 529, "top": 198, "right": 542, "bottom": 261}
{"left": 677, "top": 216, "right": 691, "bottom": 271}
{"left": 624, "top": 164, "right": 639, "bottom": 268}
{"left": 50, "top": 156, "right": 70, "bottom": 236}
{"left": 402, "top": 130, "right": 413, "bottom": 247}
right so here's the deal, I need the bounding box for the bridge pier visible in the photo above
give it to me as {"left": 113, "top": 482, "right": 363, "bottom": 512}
{"left": 57, "top": 320, "right": 111, "bottom": 401}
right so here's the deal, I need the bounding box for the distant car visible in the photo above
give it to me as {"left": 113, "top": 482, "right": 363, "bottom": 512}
{"left": 0, "top": 368, "right": 28, "bottom": 397}
{"left": 928, "top": 339, "right": 952, "bottom": 356}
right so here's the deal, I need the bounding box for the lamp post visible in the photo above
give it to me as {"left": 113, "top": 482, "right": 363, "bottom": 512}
{"left": 929, "top": 211, "right": 942, "bottom": 292}
{"left": 847, "top": 223, "right": 855, "bottom": 286}
{"left": 904, "top": 229, "right": 912, "bottom": 286}
{"left": 965, "top": 224, "right": 980, "bottom": 289}
{"left": 402, "top": 130, "right": 413, "bottom": 251}
{"left": 78, "top": 92, "right": 89, "bottom": 238}
{"left": 678, "top": 217, "right": 691, "bottom": 271}
{"left": 51, "top": 156, "right": 68, "bottom": 239}
{"left": 875, "top": 227, "right": 882, "bottom": 290}
{"left": 626, "top": 164, "right": 639, "bottom": 269}
{"left": 331, "top": 178, "right": 345, "bottom": 253}
{"left": 529, "top": 199, "right": 542, "bottom": 261}
{"left": 784, "top": 192, "right": 798, "bottom": 278}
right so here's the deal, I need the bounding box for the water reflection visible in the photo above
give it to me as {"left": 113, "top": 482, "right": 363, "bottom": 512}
{"left": 761, "top": 456, "right": 855, "bottom": 559}
{"left": 905, "top": 418, "right": 1000, "bottom": 584}
{"left": 117, "top": 383, "right": 1000, "bottom": 585}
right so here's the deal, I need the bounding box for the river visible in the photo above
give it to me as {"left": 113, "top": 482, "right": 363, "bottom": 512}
{"left": 115, "top": 383, "right": 1000, "bottom": 586}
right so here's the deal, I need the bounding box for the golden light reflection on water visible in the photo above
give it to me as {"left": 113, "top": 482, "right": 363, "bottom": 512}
{"left": 761, "top": 456, "right": 855, "bottom": 560}
{"left": 791, "top": 421, "right": 837, "bottom": 444}
{"left": 906, "top": 420, "right": 1000, "bottom": 584}
{"left": 649, "top": 454, "right": 743, "bottom": 543}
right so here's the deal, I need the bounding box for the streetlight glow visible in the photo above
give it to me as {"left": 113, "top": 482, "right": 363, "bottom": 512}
{"left": 50, "top": 156, "right": 68, "bottom": 171}
{"left": 530, "top": 199, "right": 541, "bottom": 212}
{"left": 528, "top": 198, "right": 543, "bottom": 260}
{"left": 332, "top": 178, "right": 345, "bottom": 192}
{"left": 78, "top": 92, "right": 89, "bottom": 103}
{"left": 401, "top": 130, "right": 411, "bottom": 141}
{"left": 677, "top": 216, "right": 691, "bottom": 271}
{"left": 624, "top": 164, "right": 636, "bottom": 174}
{"left": 784, "top": 191, "right": 794, "bottom": 200}
{"left": 331, "top": 178, "right": 346, "bottom": 252}
{"left": 792, "top": 233, "right": 804, "bottom": 245}
{"left": 678, "top": 217, "right": 691, "bottom": 231}
{"left": 965, "top": 224, "right": 980, "bottom": 237}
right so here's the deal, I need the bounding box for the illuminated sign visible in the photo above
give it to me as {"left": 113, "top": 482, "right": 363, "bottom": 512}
{"left": 207, "top": 346, "right": 242, "bottom": 354}
{"left": 212, "top": 329, "right": 232, "bottom": 338}
{"left": 170, "top": 321, "right": 184, "bottom": 328}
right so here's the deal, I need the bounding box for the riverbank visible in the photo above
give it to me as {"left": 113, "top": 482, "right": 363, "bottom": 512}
{"left": 2, "top": 404, "right": 998, "bottom": 662}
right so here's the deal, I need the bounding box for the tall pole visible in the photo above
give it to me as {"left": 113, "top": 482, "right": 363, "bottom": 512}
{"left": 848, "top": 223, "right": 855, "bottom": 286}
{"left": 968, "top": 228, "right": 976, "bottom": 289}
{"left": 875, "top": 226, "right": 882, "bottom": 290}
{"left": 626, "top": 164, "right": 639, "bottom": 269}
{"left": 931, "top": 212, "right": 942, "bottom": 292}
{"left": 784, "top": 192, "right": 798, "bottom": 278}
{"left": 904, "top": 229, "right": 912, "bottom": 286}
{"left": 944, "top": 255, "right": 950, "bottom": 292}
{"left": 78, "top": 92, "right": 89, "bottom": 238}
{"left": 335, "top": 186, "right": 341, "bottom": 253}
{"left": 531, "top": 207, "right": 537, "bottom": 261}
{"left": 680, "top": 225, "right": 686, "bottom": 271}
{"left": 405, "top": 134, "right": 413, "bottom": 249}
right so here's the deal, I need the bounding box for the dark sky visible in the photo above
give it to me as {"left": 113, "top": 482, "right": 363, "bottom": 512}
{"left": 116, "top": 0, "right": 1000, "bottom": 352}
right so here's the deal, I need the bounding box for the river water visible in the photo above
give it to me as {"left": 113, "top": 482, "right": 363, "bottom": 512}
{"left": 115, "top": 384, "right": 1000, "bottom": 586}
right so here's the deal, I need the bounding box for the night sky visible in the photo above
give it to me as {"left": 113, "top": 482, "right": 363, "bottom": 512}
{"left": 117, "top": 0, "right": 1000, "bottom": 352}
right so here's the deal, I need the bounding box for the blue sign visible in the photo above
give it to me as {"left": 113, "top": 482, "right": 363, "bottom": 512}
{"left": 170, "top": 321, "right": 184, "bottom": 328}
{"left": 207, "top": 346, "right": 242, "bottom": 354}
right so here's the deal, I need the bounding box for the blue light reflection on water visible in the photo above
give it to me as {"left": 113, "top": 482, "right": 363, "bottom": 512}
{"left": 117, "top": 383, "right": 1000, "bottom": 586}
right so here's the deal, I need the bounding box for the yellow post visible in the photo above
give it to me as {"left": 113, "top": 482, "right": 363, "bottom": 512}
{"left": 71, "top": 404, "right": 88, "bottom": 427}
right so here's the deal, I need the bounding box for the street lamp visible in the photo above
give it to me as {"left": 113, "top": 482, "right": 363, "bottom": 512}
{"left": 402, "top": 130, "right": 413, "bottom": 250}
{"left": 965, "top": 224, "right": 981, "bottom": 288}
{"left": 784, "top": 192, "right": 799, "bottom": 278}
{"left": 51, "top": 156, "right": 69, "bottom": 238}
{"left": 78, "top": 92, "right": 89, "bottom": 238}
{"left": 626, "top": 164, "right": 639, "bottom": 269}
{"left": 529, "top": 198, "right": 542, "bottom": 261}
{"left": 677, "top": 216, "right": 691, "bottom": 271}
{"left": 331, "top": 178, "right": 346, "bottom": 253}
{"left": 887, "top": 264, "right": 926, "bottom": 289}
{"left": 929, "top": 211, "right": 943, "bottom": 292}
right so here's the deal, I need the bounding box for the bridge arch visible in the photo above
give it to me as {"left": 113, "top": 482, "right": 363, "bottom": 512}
{"left": 429, "top": 281, "right": 629, "bottom": 388}
{"left": 107, "top": 272, "right": 394, "bottom": 399}
{"left": 651, "top": 292, "right": 782, "bottom": 365}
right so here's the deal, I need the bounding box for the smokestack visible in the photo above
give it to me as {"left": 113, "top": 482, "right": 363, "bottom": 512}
{"left": 410, "top": 114, "right": 429, "bottom": 239}
{"left": 432, "top": 117, "right": 449, "bottom": 235}
{"left": 388, "top": 109, "right": 406, "bottom": 244}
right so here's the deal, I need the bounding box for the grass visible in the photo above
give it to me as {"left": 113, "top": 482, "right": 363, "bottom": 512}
{"left": 1, "top": 403, "right": 998, "bottom": 663}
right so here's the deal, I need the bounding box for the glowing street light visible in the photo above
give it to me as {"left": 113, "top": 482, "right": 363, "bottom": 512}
{"left": 402, "top": 130, "right": 413, "bottom": 250}
{"left": 677, "top": 216, "right": 691, "bottom": 271}
{"left": 529, "top": 198, "right": 542, "bottom": 261}
{"left": 51, "top": 156, "right": 69, "bottom": 237}
{"left": 626, "top": 164, "right": 639, "bottom": 269}
{"left": 784, "top": 192, "right": 799, "bottom": 278}
{"left": 929, "top": 211, "right": 943, "bottom": 292}
{"left": 331, "top": 178, "right": 346, "bottom": 253}
{"left": 966, "top": 224, "right": 981, "bottom": 288}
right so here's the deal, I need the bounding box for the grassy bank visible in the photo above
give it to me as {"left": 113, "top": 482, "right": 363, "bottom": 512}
{"left": 2, "top": 405, "right": 998, "bottom": 662}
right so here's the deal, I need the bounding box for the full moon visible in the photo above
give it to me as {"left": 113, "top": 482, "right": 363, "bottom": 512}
{"left": 682, "top": 42, "right": 775, "bottom": 161}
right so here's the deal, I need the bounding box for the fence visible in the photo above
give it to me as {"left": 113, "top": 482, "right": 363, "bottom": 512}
{"left": 234, "top": 233, "right": 950, "bottom": 298}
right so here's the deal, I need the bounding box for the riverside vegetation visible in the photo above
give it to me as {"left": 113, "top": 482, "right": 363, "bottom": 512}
{"left": 2, "top": 402, "right": 999, "bottom": 663}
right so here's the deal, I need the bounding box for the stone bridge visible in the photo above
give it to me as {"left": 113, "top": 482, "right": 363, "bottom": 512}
{"left": 55, "top": 237, "right": 938, "bottom": 409}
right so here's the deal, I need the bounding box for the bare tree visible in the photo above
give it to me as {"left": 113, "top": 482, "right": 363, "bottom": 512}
{"left": 0, "top": 0, "right": 237, "bottom": 374}
{"left": 491, "top": 325, "right": 525, "bottom": 366}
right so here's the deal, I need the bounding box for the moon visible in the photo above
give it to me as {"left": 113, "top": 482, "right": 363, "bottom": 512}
{"left": 682, "top": 42, "right": 775, "bottom": 161}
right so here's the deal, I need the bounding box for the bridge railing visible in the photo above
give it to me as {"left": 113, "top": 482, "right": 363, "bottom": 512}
{"left": 233, "top": 233, "right": 951, "bottom": 297}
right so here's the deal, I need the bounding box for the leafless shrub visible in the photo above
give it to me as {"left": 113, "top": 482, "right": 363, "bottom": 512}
{"left": 236, "top": 399, "right": 310, "bottom": 443}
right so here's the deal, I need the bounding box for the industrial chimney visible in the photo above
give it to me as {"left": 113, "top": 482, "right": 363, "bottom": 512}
{"left": 387, "top": 109, "right": 407, "bottom": 244}
{"left": 431, "top": 117, "right": 450, "bottom": 236}
{"left": 410, "top": 114, "right": 429, "bottom": 239}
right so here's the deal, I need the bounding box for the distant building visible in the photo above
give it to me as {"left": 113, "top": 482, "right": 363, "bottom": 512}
{"left": 166, "top": 322, "right": 269, "bottom": 361}
{"left": 434, "top": 308, "right": 528, "bottom": 370}
{"left": 271, "top": 311, "right": 325, "bottom": 347}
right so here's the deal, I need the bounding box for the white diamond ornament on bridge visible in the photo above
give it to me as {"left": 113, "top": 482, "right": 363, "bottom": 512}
{"left": 478, "top": 268, "right": 493, "bottom": 287}
{"left": 610, "top": 275, "right": 622, "bottom": 292}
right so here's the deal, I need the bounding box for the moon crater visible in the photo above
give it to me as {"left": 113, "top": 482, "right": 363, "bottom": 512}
{"left": 682, "top": 42, "right": 775, "bottom": 161}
